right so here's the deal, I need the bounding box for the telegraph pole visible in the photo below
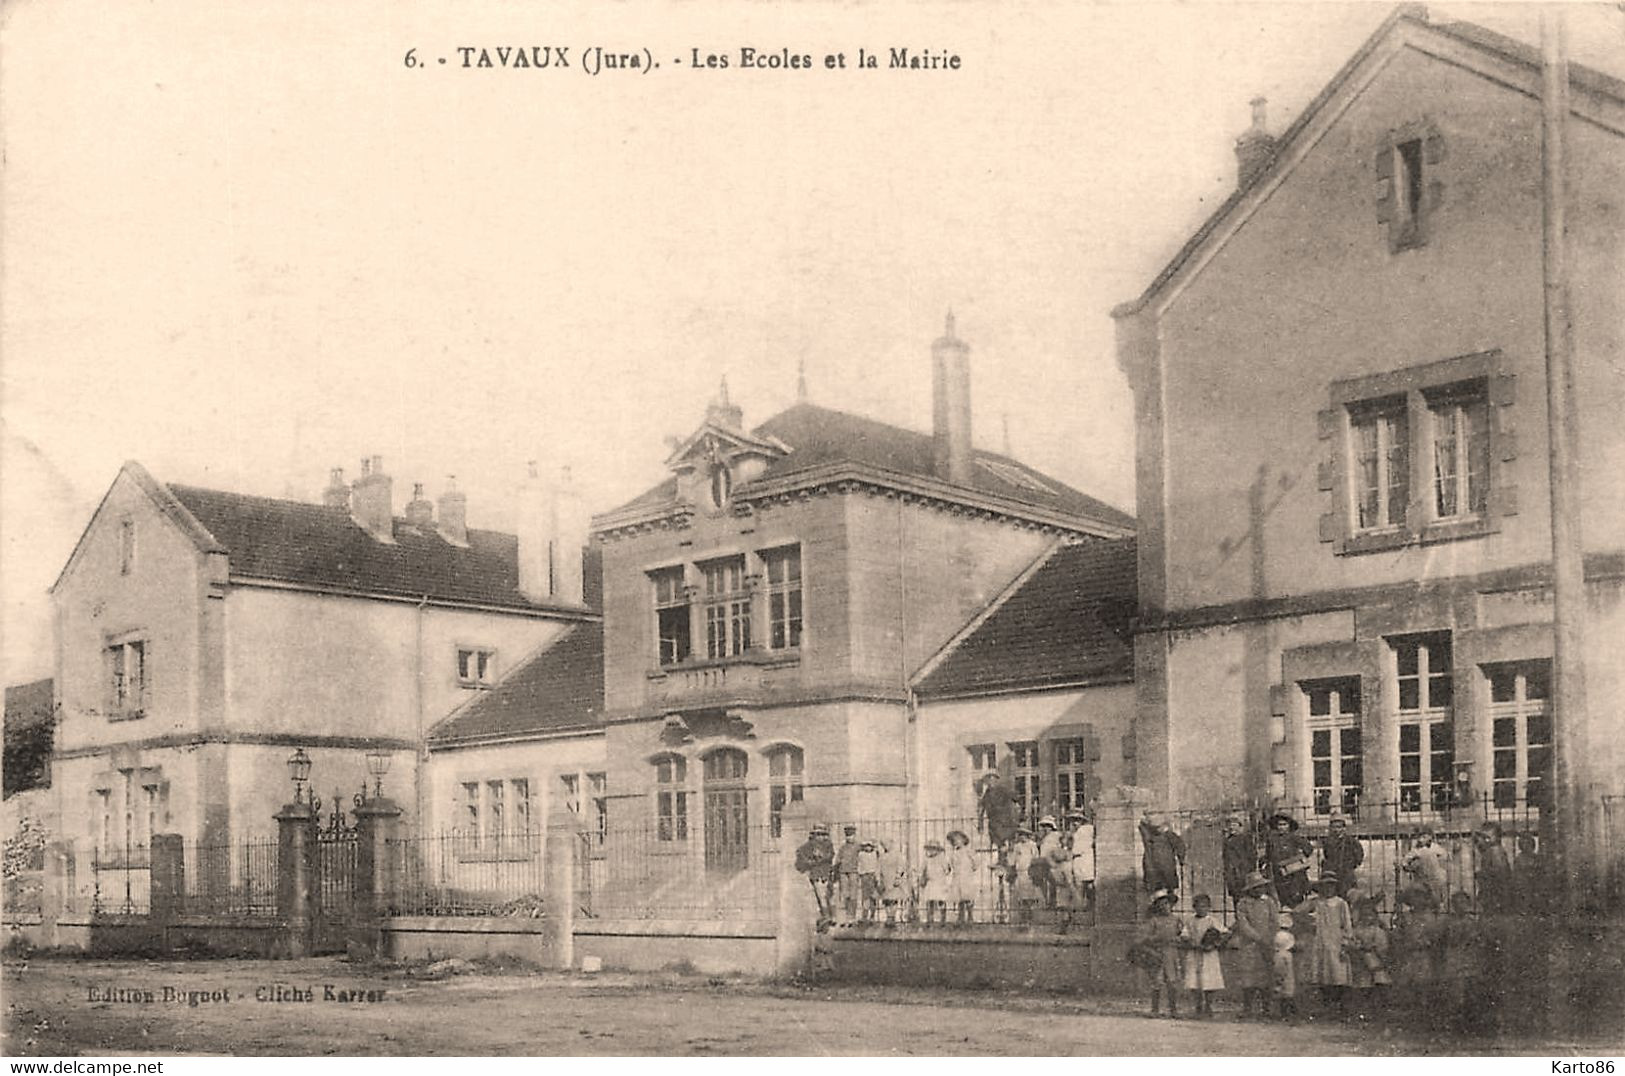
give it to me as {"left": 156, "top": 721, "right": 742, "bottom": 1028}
{"left": 1540, "top": 6, "right": 1591, "bottom": 915}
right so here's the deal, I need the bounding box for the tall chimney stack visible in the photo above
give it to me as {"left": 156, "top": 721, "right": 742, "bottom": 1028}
{"left": 351, "top": 455, "right": 395, "bottom": 542}
{"left": 322, "top": 467, "right": 350, "bottom": 510}
{"left": 437, "top": 475, "right": 468, "bottom": 546}
{"left": 1235, "top": 96, "right": 1277, "bottom": 189}
{"left": 516, "top": 461, "right": 551, "bottom": 602}
{"left": 404, "top": 482, "right": 434, "bottom": 527}
{"left": 931, "top": 313, "right": 974, "bottom": 486}
{"left": 550, "top": 465, "right": 589, "bottom": 607}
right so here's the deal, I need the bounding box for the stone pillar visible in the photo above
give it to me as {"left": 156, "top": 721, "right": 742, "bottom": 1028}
{"left": 275, "top": 800, "right": 318, "bottom": 958}
{"left": 1088, "top": 786, "right": 1157, "bottom": 989}
{"left": 149, "top": 834, "right": 185, "bottom": 922}
{"left": 543, "top": 814, "right": 580, "bottom": 971}
{"left": 41, "top": 840, "right": 67, "bottom": 948}
{"left": 351, "top": 797, "right": 403, "bottom": 960}
{"left": 774, "top": 804, "right": 818, "bottom": 978}
{"left": 745, "top": 573, "right": 768, "bottom": 654}
{"left": 684, "top": 584, "right": 706, "bottom": 661}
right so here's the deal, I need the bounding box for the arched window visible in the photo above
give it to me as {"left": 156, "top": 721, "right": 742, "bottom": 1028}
{"left": 766, "top": 746, "right": 805, "bottom": 838}
{"left": 654, "top": 755, "right": 688, "bottom": 842}
{"left": 703, "top": 749, "right": 749, "bottom": 872}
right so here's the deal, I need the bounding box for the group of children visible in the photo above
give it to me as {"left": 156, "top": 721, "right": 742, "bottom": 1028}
{"left": 1132, "top": 868, "right": 1508, "bottom": 1024}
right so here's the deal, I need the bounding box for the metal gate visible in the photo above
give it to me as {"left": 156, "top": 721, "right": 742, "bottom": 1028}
{"left": 313, "top": 792, "right": 359, "bottom": 954}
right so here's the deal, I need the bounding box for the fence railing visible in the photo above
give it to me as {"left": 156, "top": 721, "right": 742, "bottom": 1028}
{"left": 576, "top": 821, "right": 781, "bottom": 922}
{"left": 182, "top": 836, "right": 280, "bottom": 917}
{"left": 386, "top": 828, "right": 547, "bottom": 917}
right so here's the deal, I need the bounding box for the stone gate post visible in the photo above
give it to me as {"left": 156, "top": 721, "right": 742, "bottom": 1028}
{"left": 351, "top": 796, "right": 402, "bottom": 960}
{"left": 543, "top": 813, "right": 580, "bottom": 971}
{"left": 1089, "top": 786, "right": 1158, "bottom": 989}
{"left": 275, "top": 800, "right": 318, "bottom": 958}
{"left": 774, "top": 804, "right": 818, "bottom": 979}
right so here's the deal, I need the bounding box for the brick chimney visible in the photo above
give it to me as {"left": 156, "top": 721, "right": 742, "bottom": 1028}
{"left": 931, "top": 313, "right": 973, "bottom": 486}
{"left": 322, "top": 467, "right": 350, "bottom": 510}
{"left": 516, "top": 461, "right": 550, "bottom": 601}
{"left": 351, "top": 455, "right": 394, "bottom": 542}
{"left": 404, "top": 482, "right": 434, "bottom": 527}
{"left": 1235, "top": 96, "right": 1277, "bottom": 189}
{"left": 437, "top": 475, "right": 468, "bottom": 546}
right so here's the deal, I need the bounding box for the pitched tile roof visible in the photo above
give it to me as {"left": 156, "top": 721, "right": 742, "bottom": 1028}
{"left": 914, "top": 538, "right": 1137, "bottom": 699}
{"left": 605, "top": 403, "right": 1134, "bottom": 531}
{"left": 427, "top": 625, "right": 605, "bottom": 745}
{"left": 167, "top": 483, "right": 594, "bottom": 615}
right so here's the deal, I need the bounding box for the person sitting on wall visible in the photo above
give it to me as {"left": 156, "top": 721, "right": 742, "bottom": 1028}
{"left": 977, "top": 773, "right": 1019, "bottom": 853}
{"left": 1221, "top": 814, "right": 1262, "bottom": 909}
{"left": 1140, "top": 810, "right": 1186, "bottom": 899}
{"left": 794, "top": 822, "right": 835, "bottom": 922}
{"left": 1319, "top": 811, "right": 1364, "bottom": 898}
{"left": 1265, "top": 812, "right": 1315, "bottom": 908}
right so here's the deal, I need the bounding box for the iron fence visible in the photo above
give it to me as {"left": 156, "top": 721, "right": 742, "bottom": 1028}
{"left": 386, "top": 828, "right": 547, "bottom": 917}
{"left": 90, "top": 846, "right": 150, "bottom": 916}
{"left": 1157, "top": 794, "right": 1550, "bottom": 925}
{"left": 575, "top": 821, "right": 780, "bottom": 922}
{"left": 183, "top": 836, "right": 280, "bottom": 917}
{"left": 811, "top": 816, "right": 1097, "bottom": 929}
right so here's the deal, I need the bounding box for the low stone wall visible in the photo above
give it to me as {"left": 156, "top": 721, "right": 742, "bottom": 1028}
{"left": 826, "top": 925, "right": 1104, "bottom": 992}
{"left": 28, "top": 915, "right": 292, "bottom": 958}
{"left": 382, "top": 916, "right": 556, "bottom": 964}
{"left": 572, "top": 918, "right": 779, "bottom": 976}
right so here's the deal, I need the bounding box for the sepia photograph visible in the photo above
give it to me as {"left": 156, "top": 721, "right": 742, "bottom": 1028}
{"left": 2, "top": 0, "right": 1623, "bottom": 1062}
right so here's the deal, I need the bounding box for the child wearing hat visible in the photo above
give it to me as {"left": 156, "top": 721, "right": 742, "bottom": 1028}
{"left": 1181, "top": 893, "right": 1227, "bottom": 1017}
{"left": 1007, "top": 827, "right": 1043, "bottom": 925}
{"left": 920, "top": 838, "right": 951, "bottom": 926}
{"left": 944, "top": 830, "right": 979, "bottom": 925}
{"left": 1304, "top": 873, "right": 1354, "bottom": 1017}
{"left": 1132, "top": 890, "right": 1184, "bottom": 1018}
{"left": 1232, "top": 870, "right": 1279, "bottom": 1018}
{"left": 1348, "top": 895, "right": 1392, "bottom": 1014}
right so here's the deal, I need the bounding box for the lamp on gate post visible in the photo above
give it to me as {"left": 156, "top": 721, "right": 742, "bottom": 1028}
{"left": 365, "top": 750, "right": 391, "bottom": 800}
{"left": 288, "top": 748, "right": 312, "bottom": 803}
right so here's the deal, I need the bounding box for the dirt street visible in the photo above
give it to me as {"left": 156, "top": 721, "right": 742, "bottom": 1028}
{"left": 0, "top": 955, "right": 1608, "bottom": 1056}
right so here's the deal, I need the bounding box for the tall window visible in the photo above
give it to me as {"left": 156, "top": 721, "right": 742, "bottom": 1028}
{"left": 1349, "top": 398, "right": 1409, "bottom": 531}
{"left": 762, "top": 547, "right": 803, "bottom": 650}
{"left": 1395, "top": 633, "right": 1454, "bottom": 813}
{"left": 107, "top": 639, "right": 147, "bottom": 717}
{"left": 1305, "top": 678, "right": 1363, "bottom": 816}
{"left": 512, "top": 779, "right": 531, "bottom": 833}
{"left": 701, "top": 557, "right": 751, "bottom": 659}
{"left": 487, "top": 780, "right": 505, "bottom": 838}
{"left": 1427, "top": 382, "right": 1489, "bottom": 521}
{"left": 651, "top": 567, "right": 691, "bottom": 666}
{"left": 655, "top": 755, "right": 688, "bottom": 841}
{"left": 1009, "top": 741, "right": 1040, "bottom": 824}
{"left": 967, "top": 743, "right": 997, "bottom": 822}
{"left": 462, "top": 782, "right": 480, "bottom": 834}
{"left": 1053, "top": 739, "right": 1089, "bottom": 815}
{"left": 587, "top": 772, "right": 608, "bottom": 845}
{"left": 767, "top": 746, "right": 805, "bottom": 838}
{"left": 1488, "top": 661, "right": 1552, "bottom": 810}
{"left": 1395, "top": 138, "right": 1425, "bottom": 242}
{"left": 457, "top": 647, "right": 495, "bottom": 687}
{"left": 96, "top": 790, "right": 112, "bottom": 862}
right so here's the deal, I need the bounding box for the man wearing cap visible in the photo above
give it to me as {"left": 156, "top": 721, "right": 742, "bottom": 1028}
{"left": 1319, "top": 811, "right": 1364, "bottom": 898}
{"left": 834, "top": 825, "right": 863, "bottom": 924}
{"left": 1139, "top": 810, "right": 1185, "bottom": 898}
{"left": 794, "top": 823, "right": 836, "bottom": 920}
{"left": 1231, "top": 870, "right": 1279, "bottom": 1018}
{"left": 1221, "top": 814, "right": 1261, "bottom": 909}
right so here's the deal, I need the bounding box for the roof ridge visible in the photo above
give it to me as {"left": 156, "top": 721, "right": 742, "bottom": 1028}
{"left": 168, "top": 481, "right": 521, "bottom": 542}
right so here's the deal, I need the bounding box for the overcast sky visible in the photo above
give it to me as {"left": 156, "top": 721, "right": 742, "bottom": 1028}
{"left": 3, "top": 2, "right": 1620, "bottom": 683}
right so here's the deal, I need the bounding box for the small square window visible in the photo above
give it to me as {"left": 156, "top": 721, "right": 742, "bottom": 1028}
{"left": 457, "top": 647, "right": 495, "bottom": 687}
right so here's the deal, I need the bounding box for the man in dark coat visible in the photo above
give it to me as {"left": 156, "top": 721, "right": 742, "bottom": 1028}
{"left": 1319, "top": 811, "right": 1364, "bottom": 897}
{"left": 1222, "top": 814, "right": 1261, "bottom": 907}
{"left": 977, "top": 773, "right": 1019, "bottom": 850}
{"left": 1139, "top": 810, "right": 1185, "bottom": 896}
{"left": 794, "top": 823, "right": 835, "bottom": 920}
{"left": 1265, "top": 812, "right": 1315, "bottom": 907}
{"left": 1473, "top": 821, "right": 1514, "bottom": 914}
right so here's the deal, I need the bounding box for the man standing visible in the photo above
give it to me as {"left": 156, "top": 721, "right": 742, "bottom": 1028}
{"left": 794, "top": 822, "right": 835, "bottom": 921}
{"left": 1265, "top": 812, "right": 1315, "bottom": 908}
{"left": 977, "top": 773, "right": 1019, "bottom": 851}
{"left": 833, "top": 825, "right": 863, "bottom": 924}
{"left": 1222, "top": 814, "right": 1261, "bottom": 908}
{"left": 1319, "top": 811, "right": 1364, "bottom": 897}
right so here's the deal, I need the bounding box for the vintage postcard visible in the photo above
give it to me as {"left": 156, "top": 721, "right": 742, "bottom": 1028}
{"left": 2, "top": 0, "right": 1622, "bottom": 1062}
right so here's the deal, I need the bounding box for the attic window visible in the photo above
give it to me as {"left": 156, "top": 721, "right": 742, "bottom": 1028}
{"left": 457, "top": 647, "right": 495, "bottom": 688}
{"left": 707, "top": 462, "right": 732, "bottom": 510}
{"left": 979, "top": 459, "right": 1055, "bottom": 495}
{"left": 1375, "top": 124, "right": 1444, "bottom": 253}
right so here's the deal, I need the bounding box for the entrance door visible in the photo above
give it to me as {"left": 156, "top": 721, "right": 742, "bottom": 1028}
{"left": 703, "top": 749, "right": 749, "bottom": 873}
